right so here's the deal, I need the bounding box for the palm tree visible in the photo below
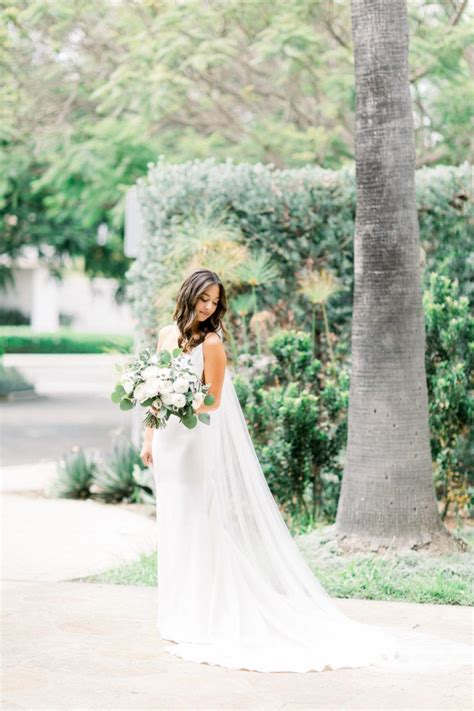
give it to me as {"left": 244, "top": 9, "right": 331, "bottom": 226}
{"left": 236, "top": 250, "right": 279, "bottom": 355}
{"left": 154, "top": 211, "right": 248, "bottom": 325}
{"left": 335, "top": 0, "right": 458, "bottom": 552}
{"left": 297, "top": 267, "right": 341, "bottom": 363}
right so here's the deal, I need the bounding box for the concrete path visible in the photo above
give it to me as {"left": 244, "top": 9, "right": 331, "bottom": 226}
{"left": 1, "top": 459, "right": 472, "bottom": 709}
{"left": 2, "top": 581, "right": 472, "bottom": 710}
{"left": 1, "top": 354, "right": 133, "bottom": 466}
{"left": 1, "top": 454, "right": 156, "bottom": 582}
{"left": 2, "top": 353, "right": 129, "bottom": 396}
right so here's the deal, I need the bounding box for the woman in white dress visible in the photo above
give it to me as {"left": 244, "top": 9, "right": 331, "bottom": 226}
{"left": 140, "top": 268, "right": 472, "bottom": 674}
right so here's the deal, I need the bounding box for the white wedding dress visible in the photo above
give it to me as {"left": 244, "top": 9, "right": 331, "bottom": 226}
{"left": 152, "top": 333, "right": 473, "bottom": 673}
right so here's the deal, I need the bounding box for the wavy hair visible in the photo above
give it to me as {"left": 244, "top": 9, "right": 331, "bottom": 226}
{"left": 173, "top": 269, "right": 229, "bottom": 352}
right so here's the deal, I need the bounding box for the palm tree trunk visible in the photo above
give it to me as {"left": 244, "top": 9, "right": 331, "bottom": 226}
{"left": 335, "top": 0, "right": 456, "bottom": 552}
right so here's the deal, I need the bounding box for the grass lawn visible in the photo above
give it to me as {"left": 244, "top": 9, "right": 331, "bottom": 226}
{"left": 74, "top": 521, "right": 474, "bottom": 606}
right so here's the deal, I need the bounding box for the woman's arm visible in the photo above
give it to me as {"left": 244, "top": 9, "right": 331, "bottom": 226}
{"left": 195, "top": 333, "right": 227, "bottom": 413}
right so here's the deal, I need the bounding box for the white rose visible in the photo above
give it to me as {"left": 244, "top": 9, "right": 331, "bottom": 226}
{"left": 158, "top": 367, "right": 172, "bottom": 378}
{"left": 158, "top": 380, "right": 173, "bottom": 394}
{"left": 134, "top": 382, "right": 148, "bottom": 402}
{"left": 143, "top": 377, "right": 161, "bottom": 398}
{"left": 142, "top": 365, "right": 161, "bottom": 379}
{"left": 161, "top": 392, "right": 175, "bottom": 406}
{"left": 121, "top": 378, "right": 135, "bottom": 395}
{"left": 172, "top": 393, "right": 186, "bottom": 408}
{"left": 173, "top": 377, "right": 189, "bottom": 394}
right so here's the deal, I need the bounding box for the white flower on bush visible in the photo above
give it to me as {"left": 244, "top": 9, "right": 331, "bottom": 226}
{"left": 172, "top": 376, "right": 190, "bottom": 394}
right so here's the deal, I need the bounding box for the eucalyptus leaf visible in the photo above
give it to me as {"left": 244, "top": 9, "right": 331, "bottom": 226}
{"left": 182, "top": 414, "right": 198, "bottom": 429}
{"left": 198, "top": 413, "right": 210, "bottom": 425}
{"left": 159, "top": 351, "right": 171, "bottom": 365}
{"left": 119, "top": 398, "right": 134, "bottom": 411}
{"left": 141, "top": 397, "right": 156, "bottom": 407}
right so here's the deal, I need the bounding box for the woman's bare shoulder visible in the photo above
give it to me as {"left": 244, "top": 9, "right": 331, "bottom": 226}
{"left": 202, "top": 332, "right": 226, "bottom": 365}
{"left": 159, "top": 323, "right": 176, "bottom": 337}
{"left": 157, "top": 323, "right": 177, "bottom": 350}
{"left": 203, "top": 331, "right": 223, "bottom": 346}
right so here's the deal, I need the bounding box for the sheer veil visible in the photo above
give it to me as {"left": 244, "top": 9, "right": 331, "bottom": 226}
{"left": 163, "top": 335, "right": 473, "bottom": 674}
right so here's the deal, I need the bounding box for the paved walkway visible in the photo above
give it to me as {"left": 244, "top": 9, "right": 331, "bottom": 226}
{"left": 1, "top": 354, "right": 133, "bottom": 466}
{"left": 2, "top": 581, "right": 472, "bottom": 710}
{"left": 1, "top": 461, "right": 472, "bottom": 710}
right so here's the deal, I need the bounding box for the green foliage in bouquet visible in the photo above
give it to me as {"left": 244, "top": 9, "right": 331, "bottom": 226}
{"left": 234, "top": 329, "right": 349, "bottom": 525}
{"left": 423, "top": 272, "right": 473, "bottom": 519}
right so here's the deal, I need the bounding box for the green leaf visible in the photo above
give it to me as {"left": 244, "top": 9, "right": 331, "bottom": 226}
{"left": 111, "top": 390, "right": 123, "bottom": 403}
{"left": 204, "top": 393, "right": 215, "bottom": 405}
{"left": 119, "top": 398, "right": 134, "bottom": 411}
{"left": 141, "top": 397, "right": 156, "bottom": 406}
{"left": 159, "top": 350, "right": 172, "bottom": 365}
{"left": 198, "top": 413, "right": 210, "bottom": 425}
{"left": 182, "top": 414, "right": 198, "bottom": 429}
{"left": 172, "top": 347, "right": 183, "bottom": 357}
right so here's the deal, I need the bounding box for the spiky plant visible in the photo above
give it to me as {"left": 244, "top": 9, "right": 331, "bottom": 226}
{"left": 50, "top": 446, "right": 97, "bottom": 499}
{"left": 92, "top": 439, "right": 146, "bottom": 503}
{"left": 297, "top": 268, "right": 341, "bottom": 362}
{"left": 154, "top": 211, "right": 249, "bottom": 329}
{"left": 236, "top": 251, "right": 280, "bottom": 355}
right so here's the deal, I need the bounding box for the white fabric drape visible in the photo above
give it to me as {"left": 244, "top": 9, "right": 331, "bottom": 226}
{"left": 158, "top": 340, "right": 473, "bottom": 673}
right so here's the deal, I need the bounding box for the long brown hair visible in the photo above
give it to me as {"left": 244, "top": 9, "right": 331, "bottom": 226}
{"left": 173, "top": 269, "right": 229, "bottom": 352}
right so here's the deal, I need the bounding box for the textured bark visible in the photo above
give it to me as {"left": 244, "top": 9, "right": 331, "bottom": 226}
{"left": 335, "top": 0, "right": 459, "bottom": 552}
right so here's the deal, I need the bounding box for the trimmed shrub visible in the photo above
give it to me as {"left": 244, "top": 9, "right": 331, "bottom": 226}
{"left": 127, "top": 159, "right": 471, "bottom": 345}
{"left": 0, "top": 327, "right": 133, "bottom": 354}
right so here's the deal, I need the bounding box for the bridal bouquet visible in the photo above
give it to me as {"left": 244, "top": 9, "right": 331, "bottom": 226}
{"left": 111, "top": 346, "right": 214, "bottom": 429}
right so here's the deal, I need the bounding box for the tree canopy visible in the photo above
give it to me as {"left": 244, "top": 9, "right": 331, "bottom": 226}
{"left": 1, "top": 0, "right": 472, "bottom": 284}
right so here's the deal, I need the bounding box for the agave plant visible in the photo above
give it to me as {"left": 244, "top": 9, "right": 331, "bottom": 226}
{"left": 236, "top": 251, "right": 280, "bottom": 355}
{"left": 92, "top": 439, "right": 147, "bottom": 503}
{"left": 50, "top": 446, "right": 97, "bottom": 499}
{"left": 297, "top": 268, "right": 341, "bottom": 362}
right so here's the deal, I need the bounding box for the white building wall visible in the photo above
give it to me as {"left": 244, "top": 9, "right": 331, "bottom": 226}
{"left": 1, "top": 268, "right": 135, "bottom": 334}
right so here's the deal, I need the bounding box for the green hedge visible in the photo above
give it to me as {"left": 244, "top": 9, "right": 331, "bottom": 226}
{"left": 0, "top": 327, "right": 133, "bottom": 354}
{"left": 127, "top": 159, "right": 471, "bottom": 346}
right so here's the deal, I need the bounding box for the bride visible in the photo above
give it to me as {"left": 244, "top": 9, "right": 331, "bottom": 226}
{"left": 140, "top": 268, "right": 472, "bottom": 674}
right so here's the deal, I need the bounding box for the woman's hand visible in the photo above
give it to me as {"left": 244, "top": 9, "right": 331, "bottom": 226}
{"left": 140, "top": 441, "right": 153, "bottom": 467}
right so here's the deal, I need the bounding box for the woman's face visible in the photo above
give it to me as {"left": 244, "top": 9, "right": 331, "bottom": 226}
{"left": 195, "top": 283, "right": 220, "bottom": 322}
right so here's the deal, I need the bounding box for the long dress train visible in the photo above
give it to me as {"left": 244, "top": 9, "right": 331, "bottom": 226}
{"left": 152, "top": 335, "right": 473, "bottom": 673}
